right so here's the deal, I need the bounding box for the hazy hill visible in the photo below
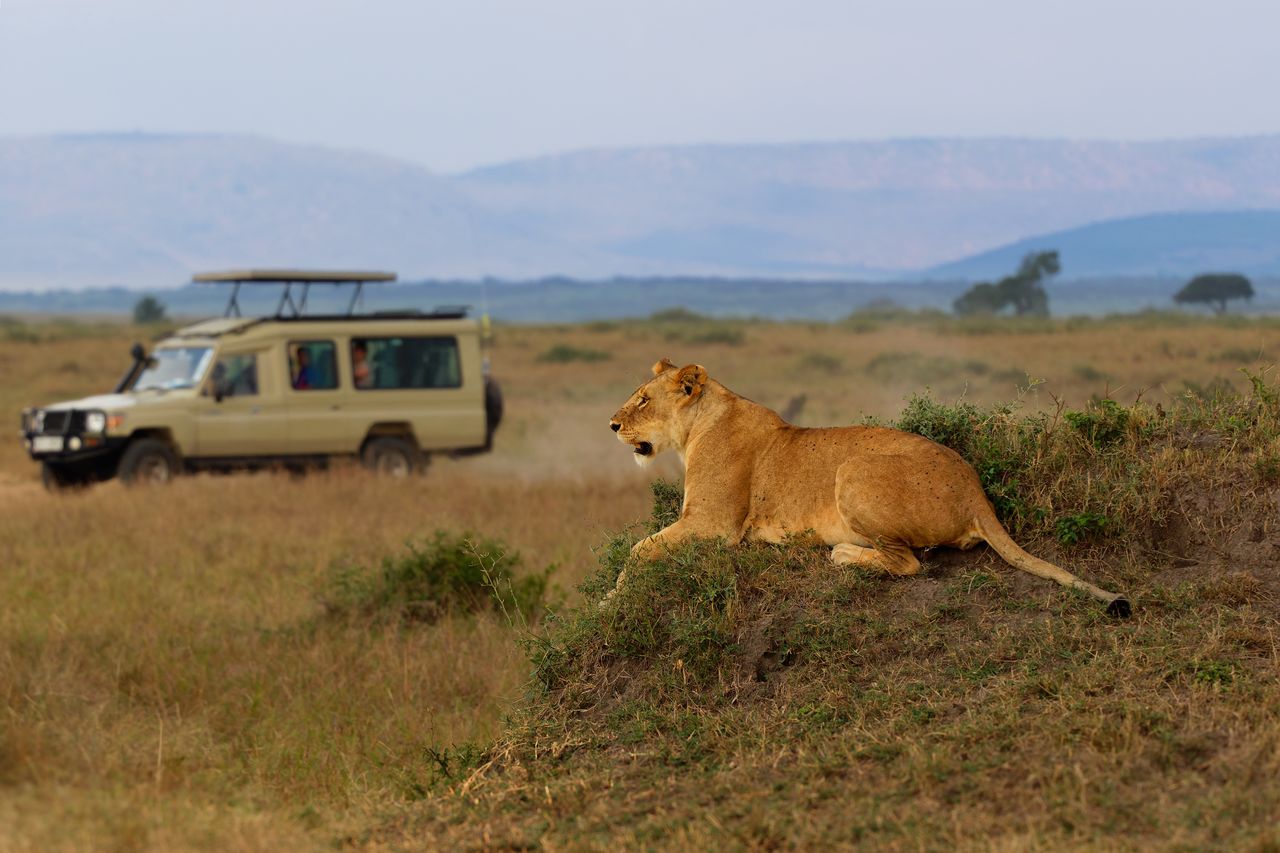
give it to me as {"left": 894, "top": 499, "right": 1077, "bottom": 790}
{"left": 4, "top": 134, "right": 1280, "bottom": 289}
{"left": 0, "top": 134, "right": 593, "bottom": 290}
{"left": 461, "top": 137, "right": 1280, "bottom": 276}
{"left": 926, "top": 210, "right": 1280, "bottom": 279}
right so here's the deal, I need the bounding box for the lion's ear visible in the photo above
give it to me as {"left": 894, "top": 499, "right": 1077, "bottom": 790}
{"left": 675, "top": 364, "right": 708, "bottom": 399}
{"left": 651, "top": 357, "right": 677, "bottom": 376}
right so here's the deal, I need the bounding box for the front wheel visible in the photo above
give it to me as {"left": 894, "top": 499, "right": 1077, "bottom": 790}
{"left": 361, "top": 437, "right": 424, "bottom": 478}
{"left": 118, "top": 438, "right": 180, "bottom": 486}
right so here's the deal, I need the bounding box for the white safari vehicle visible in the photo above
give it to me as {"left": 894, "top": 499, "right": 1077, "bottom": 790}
{"left": 20, "top": 270, "right": 502, "bottom": 488}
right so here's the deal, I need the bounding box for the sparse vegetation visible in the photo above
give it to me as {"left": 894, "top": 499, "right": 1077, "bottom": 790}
{"left": 536, "top": 343, "right": 611, "bottom": 363}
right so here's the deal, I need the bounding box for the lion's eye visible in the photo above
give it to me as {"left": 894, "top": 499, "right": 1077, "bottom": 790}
{"left": 637, "top": 397, "right": 648, "bottom": 408}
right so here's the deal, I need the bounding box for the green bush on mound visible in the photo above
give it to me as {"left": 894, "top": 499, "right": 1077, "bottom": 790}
{"left": 326, "top": 530, "right": 552, "bottom": 624}
{"left": 893, "top": 372, "right": 1280, "bottom": 535}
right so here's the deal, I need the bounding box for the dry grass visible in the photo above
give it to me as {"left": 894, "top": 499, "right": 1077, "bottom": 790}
{"left": 2, "top": 311, "right": 1280, "bottom": 847}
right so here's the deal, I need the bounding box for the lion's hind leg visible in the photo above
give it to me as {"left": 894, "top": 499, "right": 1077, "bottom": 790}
{"left": 831, "top": 541, "right": 919, "bottom": 576}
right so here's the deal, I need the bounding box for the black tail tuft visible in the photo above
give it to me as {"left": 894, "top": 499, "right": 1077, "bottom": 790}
{"left": 1106, "top": 597, "right": 1132, "bottom": 619}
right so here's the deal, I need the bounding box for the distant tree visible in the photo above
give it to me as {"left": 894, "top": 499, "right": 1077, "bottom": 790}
{"left": 132, "top": 296, "right": 168, "bottom": 324}
{"left": 953, "top": 251, "right": 1060, "bottom": 317}
{"left": 952, "top": 282, "right": 1003, "bottom": 315}
{"left": 1173, "top": 273, "right": 1254, "bottom": 314}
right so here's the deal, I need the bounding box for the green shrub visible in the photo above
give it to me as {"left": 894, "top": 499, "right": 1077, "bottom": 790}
{"left": 649, "top": 307, "right": 708, "bottom": 323}
{"left": 1064, "top": 399, "right": 1129, "bottom": 447}
{"left": 1055, "top": 512, "right": 1111, "bottom": 545}
{"left": 536, "top": 344, "right": 611, "bottom": 364}
{"left": 648, "top": 478, "right": 683, "bottom": 531}
{"left": 326, "top": 531, "right": 552, "bottom": 625}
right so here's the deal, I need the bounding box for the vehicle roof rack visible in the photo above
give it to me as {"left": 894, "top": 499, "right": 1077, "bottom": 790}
{"left": 192, "top": 269, "right": 397, "bottom": 318}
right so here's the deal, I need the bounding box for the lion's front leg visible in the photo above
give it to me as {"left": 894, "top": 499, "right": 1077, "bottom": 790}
{"left": 629, "top": 522, "right": 689, "bottom": 560}
{"left": 601, "top": 517, "right": 734, "bottom": 606}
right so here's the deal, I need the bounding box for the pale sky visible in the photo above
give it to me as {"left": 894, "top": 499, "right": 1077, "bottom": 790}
{"left": 1, "top": 0, "right": 1277, "bottom": 173}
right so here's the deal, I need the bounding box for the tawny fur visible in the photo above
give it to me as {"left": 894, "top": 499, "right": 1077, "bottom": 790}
{"left": 607, "top": 359, "right": 1130, "bottom": 616}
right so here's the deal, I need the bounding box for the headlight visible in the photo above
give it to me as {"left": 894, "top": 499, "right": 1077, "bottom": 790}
{"left": 84, "top": 411, "right": 107, "bottom": 433}
{"left": 32, "top": 410, "right": 45, "bottom": 434}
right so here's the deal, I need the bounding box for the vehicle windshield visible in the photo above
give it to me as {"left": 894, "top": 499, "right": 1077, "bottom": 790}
{"left": 133, "top": 347, "right": 214, "bottom": 391}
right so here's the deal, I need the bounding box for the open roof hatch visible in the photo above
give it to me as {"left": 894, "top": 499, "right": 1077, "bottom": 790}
{"left": 192, "top": 269, "right": 398, "bottom": 318}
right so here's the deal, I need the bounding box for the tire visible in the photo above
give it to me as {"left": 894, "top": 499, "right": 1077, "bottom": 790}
{"left": 117, "top": 438, "right": 180, "bottom": 486}
{"left": 485, "top": 378, "right": 504, "bottom": 437}
{"left": 361, "top": 436, "right": 423, "bottom": 478}
{"left": 41, "top": 462, "right": 92, "bottom": 491}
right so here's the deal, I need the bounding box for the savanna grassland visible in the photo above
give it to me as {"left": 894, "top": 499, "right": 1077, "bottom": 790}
{"left": 2, "top": 309, "right": 1280, "bottom": 850}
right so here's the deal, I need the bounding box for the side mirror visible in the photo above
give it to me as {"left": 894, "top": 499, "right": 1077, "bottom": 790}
{"left": 130, "top": 342, "right": 146, "bottom": 362}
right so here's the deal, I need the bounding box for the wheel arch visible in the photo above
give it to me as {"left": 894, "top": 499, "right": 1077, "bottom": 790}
{"left": 359, "top": 422, "right": 419, "bottom": 456}
{"left": 127, "top": 427, "right": 183, "bottom": 457}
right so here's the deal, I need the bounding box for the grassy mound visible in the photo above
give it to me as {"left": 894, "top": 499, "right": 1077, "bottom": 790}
{"left": 393, "top": 385, "right": 1280, "bottom": 849}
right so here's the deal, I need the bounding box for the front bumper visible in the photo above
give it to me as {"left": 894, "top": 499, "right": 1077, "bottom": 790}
{"left": 21, "top": 432, "right": 128, "bottom": 464}
{"left": 20, "top": 408, "right": 127, "bottom": 465}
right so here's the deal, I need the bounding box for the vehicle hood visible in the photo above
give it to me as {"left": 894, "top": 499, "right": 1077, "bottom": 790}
{"left": 42, "top": 391, "right": 193, "bottom": 412}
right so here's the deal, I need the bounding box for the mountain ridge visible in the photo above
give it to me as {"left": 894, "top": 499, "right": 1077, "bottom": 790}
{"left": 4, "top": 133, "right": 1280, "bottom": 289}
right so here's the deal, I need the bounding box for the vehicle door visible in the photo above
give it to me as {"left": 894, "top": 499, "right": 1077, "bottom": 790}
{"left": 194, "top": 346, "right": 290, "bottom": 457}
{"left": 344, "top": 334, "right": 484, "bottom": 450}
{"left": 283, "top": 338, "right": 349, "bottom": 453}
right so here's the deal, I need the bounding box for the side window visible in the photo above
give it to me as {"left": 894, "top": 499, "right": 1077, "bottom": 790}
{"left": 353, "top": 336, "right": 460, "bottom": 390}
{"left": 288, "top": 341, "right": 338, "bottom": 391}
{"left": 211, "top": 353, "right": 259, "bottom": 398}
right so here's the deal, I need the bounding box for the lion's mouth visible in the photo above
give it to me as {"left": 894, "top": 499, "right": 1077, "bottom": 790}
{"left": 633, "top": 441, "right": 654, "bottom": 457}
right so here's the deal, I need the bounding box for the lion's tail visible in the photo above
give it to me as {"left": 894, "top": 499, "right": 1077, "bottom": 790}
{"left": 975, "top": 513, "right": 1131, "bottom": 618}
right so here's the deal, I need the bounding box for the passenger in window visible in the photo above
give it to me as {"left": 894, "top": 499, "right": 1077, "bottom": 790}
{"left": 293, "top": 346, "right": 314, "bottom": 390}
{"left": 351, "top": 340, "right": 372, "bottom": 389}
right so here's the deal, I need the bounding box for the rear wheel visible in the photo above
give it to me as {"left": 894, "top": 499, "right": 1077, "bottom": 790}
{"left": 118, "top": 438, "right": 180, "bottom": 486}
{"left": 361, "top": 436, "right": 423, "bottom": 478}
{"left": 41, "top": 462, "right": 93, "bottom": 491}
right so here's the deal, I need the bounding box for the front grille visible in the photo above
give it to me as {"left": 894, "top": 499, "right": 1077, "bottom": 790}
{"left": 40, "top": 411, "right": 70, "bottom": 435}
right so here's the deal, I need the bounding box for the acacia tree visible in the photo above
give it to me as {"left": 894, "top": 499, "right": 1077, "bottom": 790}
{"left": 1173, "top": 273, "right": 1254, "bottom": 314}
{"left": 953, "top": 250, "right": 1059, "bottom": 317}
{"left": 132, "top": 296, "right": 168, "bottom": 324}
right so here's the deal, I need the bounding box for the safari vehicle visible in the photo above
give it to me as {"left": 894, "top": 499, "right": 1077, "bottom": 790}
{"left": 20, "top": 270, "right": 502, "bottom": 488}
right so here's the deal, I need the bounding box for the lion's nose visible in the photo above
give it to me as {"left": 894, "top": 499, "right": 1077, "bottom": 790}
{"left": 610, "top": 421, "right": 621, "bottom": 432}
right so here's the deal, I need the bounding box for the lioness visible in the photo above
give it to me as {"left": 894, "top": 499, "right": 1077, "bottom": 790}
{"left": 608, "top": 359, "right": 1131, "bottom": 617}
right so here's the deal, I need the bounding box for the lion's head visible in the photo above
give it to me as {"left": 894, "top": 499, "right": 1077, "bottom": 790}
{"left": 609, "top": 358, "right": 708, "bottom": 466}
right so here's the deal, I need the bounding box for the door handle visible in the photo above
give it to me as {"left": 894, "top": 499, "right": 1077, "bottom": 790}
{"left": 249, "top": 406, "right": 262, "bottom": 415}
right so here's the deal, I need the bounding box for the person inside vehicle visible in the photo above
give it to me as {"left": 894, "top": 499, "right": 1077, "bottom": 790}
{"left": 351, "top": 340, "right": 372, "bottom": 389}
{"left": 293, "top": 346, "right": 314, "bottom": 390}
